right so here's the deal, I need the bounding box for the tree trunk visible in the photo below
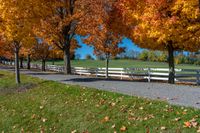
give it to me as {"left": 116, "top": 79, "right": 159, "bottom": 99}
{"left": 105, "top": 55, "right": 109, "bottom": 79}
{"left": 27, "top": 54, "right": 31, "bottom": 69}
{"left": 42, "top": 59, "right": 46, "bottom": 71}
{"left": 52, "top": 51, "right": 55, "bottom": 65}
{"left": 63, "top": 46, "right": 71, "bottom": 74}
{"left": 15, "top": 47, "right": 20, "bottom": 84}
{"left": 168, "top": 43, "right": 175, "bottom": 84}
{"left": 199, "top": 0, "right": 200, "bottom": 9}
{"left": 20, "top": 57, "right": 24, "bottom": 68}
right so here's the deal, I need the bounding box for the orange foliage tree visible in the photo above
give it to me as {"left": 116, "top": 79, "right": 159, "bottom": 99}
{"left": 0, "top": 0, "right": 48, "bottom": 84}
{"left": 35, "top": 0, "right": 111, "bottom": 74}
{"left": 84, "top": 0, "right": 124, "bottom": 78}
{"left": 32, "top": 42, "right": 52, "bottom": 71}
{"left": 112, "top": 0, "right": 200, "bottom": 84}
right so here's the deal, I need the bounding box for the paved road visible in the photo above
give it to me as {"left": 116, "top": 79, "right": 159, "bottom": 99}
{"left": 1, "top": 65, "right": 200, "bottom": 109}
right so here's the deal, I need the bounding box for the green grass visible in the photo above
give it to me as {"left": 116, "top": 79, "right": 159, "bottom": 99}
{"left": 33, "top": 59, "right": 200, "bottom": 69}
{"left": 0, "top": 70, "right": 200, "bottom": 132}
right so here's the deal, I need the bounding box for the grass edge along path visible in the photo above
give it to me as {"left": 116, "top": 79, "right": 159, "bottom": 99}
{"left": 0, "top": 70, "right": 200, "bottom": 133}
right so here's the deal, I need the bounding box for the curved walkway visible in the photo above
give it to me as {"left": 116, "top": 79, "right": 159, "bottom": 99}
{"left": 1, "top": 65, "right": 200, "bottom": 109}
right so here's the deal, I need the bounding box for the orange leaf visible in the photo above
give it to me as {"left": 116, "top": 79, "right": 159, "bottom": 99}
{"left": 120, "top": 126, "right": 127, "bottom": 132}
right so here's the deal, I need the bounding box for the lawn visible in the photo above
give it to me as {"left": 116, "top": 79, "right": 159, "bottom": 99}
{"left": 1, "top": 70, "right": 200, "bottom": 132}
{"left": 32, "top": 59, "right": 200, "bottom": 69}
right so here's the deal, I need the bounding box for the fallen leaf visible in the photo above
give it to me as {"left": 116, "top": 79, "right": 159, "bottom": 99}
{"left": 184, "top": 121, "right": 191, "bottom": 128}
{"left": 161, "top": 126, "right": 166, "bottom": 130}
{"left": 111, "top": 102, "right": 116, "bottom": 107}
{"left": 120, "top": 126, "right": 127, "bottom": 132}
{"left": 182, "top": 111, "right": 187, "bottom": 115}
{"left": 21, "top": 128, "right": 24, "bottom": 133}
{"left": 190, "top": 118, "right": 198, "bottom": 128}
{"left": 174, "top": 117, "right": 181, "bottom": 122}
{"left": 42, "top": 118, "right": 47, "bottom": 123}
{"left": 111, "top": 124, "right": 116, "bottom": 129}
{"left": 31, "top": 114, "right": 36, "bottom": 119}
{"left": 101, "top": 116, "right": 110, "bottom": 123}
{"left": 139, "top": 107, "right": 144, "bottom": 110}
{"left": 197, "top": 127, "right": 200, "bottom": 133}
{"left": 71, "top": 130, "right": 77, "bottom": 133}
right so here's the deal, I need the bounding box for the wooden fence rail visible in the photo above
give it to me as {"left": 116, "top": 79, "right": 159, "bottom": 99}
{"left": 3, "top": 61, "right": 200, "bottom": 85}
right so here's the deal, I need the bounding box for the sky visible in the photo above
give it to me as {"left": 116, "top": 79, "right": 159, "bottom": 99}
{"left": 75, "top": 37, "right": 143, "bottom": 59}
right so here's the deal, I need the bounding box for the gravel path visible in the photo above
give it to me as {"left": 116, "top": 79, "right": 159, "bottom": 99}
{"left": 1, "top": 65, "right": 200, "bottom": 109}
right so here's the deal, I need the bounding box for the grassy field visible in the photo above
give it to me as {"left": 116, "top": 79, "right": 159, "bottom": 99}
{"left": 1, "top": 70, "right": 200, "bottom": 132}
{"left": 32, "top": 59, "right": 200, "bottom": 69}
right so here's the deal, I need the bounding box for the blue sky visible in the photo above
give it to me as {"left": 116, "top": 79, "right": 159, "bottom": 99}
{"left": 75, "top": 37, "right": 143, "bottom": 59}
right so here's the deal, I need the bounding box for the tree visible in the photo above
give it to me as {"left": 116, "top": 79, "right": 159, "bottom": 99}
{"left": 34, "top": 0, "right": 99, "bottom": 75}
{"left": 84, "top": 0, "right": 124, "bottom": 79}
{"left": 139, "top": 50, "right": 149, "bottom": 61}
{"left": 112, "top": 0, "right": 200, "bottom": 84}
{"left": 85, "top": 54, "right": 93, "bottom": 60}
{"left": 75, "top": 54, "right": 81, "bottom": 60}
{"left": 32, "top": 42, "right": 52, "bottom": 71}
{"left": 0, "top": 0, "right": 46, "bottom": 84}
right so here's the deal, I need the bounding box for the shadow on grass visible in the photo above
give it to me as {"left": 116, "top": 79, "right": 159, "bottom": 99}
{"left": 0, "top": 74, "right": 4, "bottom": 78}
{"left": 0, "top": 81, "right": 48, "bottom": 95}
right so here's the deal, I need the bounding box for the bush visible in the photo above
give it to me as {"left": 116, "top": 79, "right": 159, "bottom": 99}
{"left": 139, "top": 50, "right": 149, "bottom": 61}
{"left": 85, "top": 54, "right": 93, "bottom": 60}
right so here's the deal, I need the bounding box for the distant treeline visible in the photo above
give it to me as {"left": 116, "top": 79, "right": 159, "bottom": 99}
{"left": 93, "top": 50, "right": 200, "bottom": 65}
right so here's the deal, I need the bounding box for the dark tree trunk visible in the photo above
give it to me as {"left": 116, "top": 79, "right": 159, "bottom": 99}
{"left": 199, "top": 0, "right": 200, "bottom": 9}
{"left": 105, "top": 55, "right": 110, "bottom": 79}
{"left": 168, "top": 43, "right": 175, "bottom": 84}
{"left": 63, "top": 45, "right": 71, "bottom": 75}
{"left": 52, "top": 59, "right": 55, "bottom": 65}
{"left": 27, "top": 54, "right": 31, "bottom": 69}
{"left": 20, "top": 57, "right": 24, "bottom": 68}
{"left": 14, "top": 47, "right": 20, "bottom": 84}
{"left": 42, "top": 59, "right": 46, "bottom": 71}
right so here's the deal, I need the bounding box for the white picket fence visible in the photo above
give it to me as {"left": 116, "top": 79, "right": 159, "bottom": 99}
{"left": 2, "top": 61, "right": 200, "bottom": 85}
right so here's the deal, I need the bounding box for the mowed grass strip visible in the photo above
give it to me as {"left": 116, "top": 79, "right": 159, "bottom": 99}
{"left": 0, "top": 71, "right": 200, "bottom": 132}
{"left": 32, "top": 59, "right": 200, "bottom": 69}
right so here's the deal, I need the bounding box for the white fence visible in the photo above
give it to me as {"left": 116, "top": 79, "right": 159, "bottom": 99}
{"left": 72, "top": 67, "right": 200, "bottom": 84}
{"left": 2, "top": 61, "right": 200, "bottom": 85}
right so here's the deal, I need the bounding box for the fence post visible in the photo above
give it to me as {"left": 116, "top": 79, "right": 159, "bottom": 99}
{"left": 121, "top": 69, "right": 123, "bottom": 80}
{"left": 96, "top": 68, "right": 98, "bottom": 77}
{"left": 148, "top": 68, "right": 151, "bottom": 82}
{"left": 197, "top": 70, "right": 200, "bottom": 85}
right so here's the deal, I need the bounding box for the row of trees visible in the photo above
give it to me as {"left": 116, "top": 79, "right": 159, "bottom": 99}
{"left": 138, "top": 50, "right": 200, "bottom": 65}
{"left": 0, "top": 0, "right": 200, "bottom": 84}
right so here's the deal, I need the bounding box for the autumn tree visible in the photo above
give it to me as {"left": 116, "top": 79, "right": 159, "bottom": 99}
{"left": 35, "top": 0, "right": 113, "bottom": 75}
{"left": 0, "top": 0, "right": 48, "bottom": 84}
{"left": 32, "top": 42, "right": 52, "bottom": 71}
{"left": 112, "top": 0, "right": 200, "bottom": 84}
{"left": 83, "top": 0, "right": 124, "bottom": 78}
{"left": 84, "top": 25, "right": 124, "bottom": 79}
{"left": 34, "top": 0, "right": 88, "bottom": 74}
